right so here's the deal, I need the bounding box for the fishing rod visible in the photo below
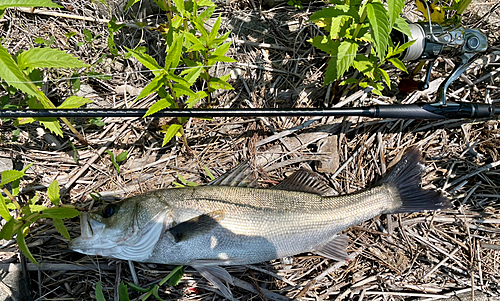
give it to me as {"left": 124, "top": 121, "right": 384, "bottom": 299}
{"left": 0, "top": 21, "right": 493, "bottom": 120}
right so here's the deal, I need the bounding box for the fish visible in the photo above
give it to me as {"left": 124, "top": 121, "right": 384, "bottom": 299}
{"left": 69, "top": 147, "right": 450, "bottom": 299}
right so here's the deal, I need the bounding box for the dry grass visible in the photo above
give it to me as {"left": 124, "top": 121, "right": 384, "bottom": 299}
{"left": 0, "top": 0, "right": 500, "bottom": 300}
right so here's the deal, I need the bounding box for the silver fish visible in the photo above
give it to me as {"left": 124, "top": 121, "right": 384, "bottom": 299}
{"left": 69, "top": 148, "right": 450, "bottom": 299}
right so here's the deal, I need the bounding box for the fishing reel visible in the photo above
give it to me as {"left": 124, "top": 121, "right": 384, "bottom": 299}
{"left": 391, "top": 22, "right": 488, "bottom": 106}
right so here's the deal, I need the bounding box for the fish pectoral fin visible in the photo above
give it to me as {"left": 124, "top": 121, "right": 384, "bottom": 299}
{"left": 272, "top": 168, "right": 330, "bottom": 196}
{"left": 313, "top": 235, "right": 350, "bottom": 261}
{"left": 168, "top": 210, "right": 224, "bottom": 243}
{"left": 208, "top": 160, "right": 257, "bottom": 188}
{"left": 193, "top": 265, "right": 234, "bottom": 300}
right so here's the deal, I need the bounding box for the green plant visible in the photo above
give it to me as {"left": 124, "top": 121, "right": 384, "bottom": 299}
{"left": 0, "top": 1, "right": 92, "bottom": 144}
{"left": 0, "top": 169, "right": 80, "bottom": 264}
{"left": 288, "top": 0, "right": 304, "bottom": 9}
{"left": 124, "top": 0, "right": 235, "bottom": 146}
{"left": 106, "top": 150, "right": 128, "bottom": 174}
{"left": 309, "top": 0, "right": 414, "bottom": 96}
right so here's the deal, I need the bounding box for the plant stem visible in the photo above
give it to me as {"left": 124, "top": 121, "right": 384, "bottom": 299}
{"left": 352, "top": 0, "right": 370, "bottom": 39}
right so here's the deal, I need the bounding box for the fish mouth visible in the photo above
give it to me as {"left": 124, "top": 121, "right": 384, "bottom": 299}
{"left": 68, "top": 213, "right": 108, "bottom": 255}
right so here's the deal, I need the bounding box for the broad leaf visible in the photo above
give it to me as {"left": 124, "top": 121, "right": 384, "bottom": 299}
{"left": 173, "top": 84, "right": 196, "bottom": 97}
{"left": 47, "top": 180, "right": 60, "bottom": 206}
{"left": 309, "top": 5, "right": 356, "bottom": 22}
{"left": 0, "top": 218, "right": 16, "bottom": 240}
{"left": 366, "top": 1, "right": 390, "bottom": 60}
{"left": 17, "top": 48, "right": 89, "bottom": 70}
{"left": 329, "top": 16, "right": 347, "bottom": 39}
{"left": 185, "top": 32, "right": 206, "bottom": 52}
{"left": 0, "top": 194, "right": 11, "bottom": 221}
{"left": 211, "top": 42, "right": 231, "bottom": 57}
{"left": 16, "top": 227, "right": 39, "bottom": 265}
{"left": 116, "top": 151, "right": 128, "bottom": 162}
{"left": 388, "top": 57, "right": 408, "bottom": 73}
{"left": 207, "top": 54, "right": 236, "bottom": 64}
{"left": 95, "top": 281, "right": 106, "bottom": 301}
{"left": 0, "top": 44, "right": 43, "bottom": 99}
{"left": 393, "top": 16, "right": 412, "bottom": 37}
{"left": 324, "top": 40, "right": 358, "bottom": 83}
{"left": 352, "top": 55, "right": 376, "bottom": 80}
{"left": 309, "top": 36, "right": 337, "bottom": 54}
{"left": 172, "top": 0, "right": 185, "bottom": 15}
{"left": 208, "top": 16, "right": 222, "bottom": 44}
{"left": 137, "top": 73, "right": 166, "bottom": 101}
{"left": 0, "top": 170, "right": 24, "bottom": 187}
{"left": 143, "top": 96, "right": 176, "bottom": 117}
{"left": 41, "top": 207, "right": 80, "bottom": 219}
{"left": 0, "top": 0, "right": 62, "bottom": 9}
{"left": 165, "top": 35, "right": 183, "bottom": 70}
{"left": 57, "top": 96, "right": 92, "bottom": 109}
{"left": 125, "top": 47, "right": 162, "bottom": 75}
{"left": 162, "top": 124, "right": 182, "bottom": 146}
{"left": 119, "top": 282, "right": 130, "bottom": 301}
{"left": 53, "top": 218, "right": 71, "bottom": 240}
{"left": 387, "top": 0, "right": 405, "bottom": 28}
{"left": 209, "top": 76, "right": 233, "bottom": 90}
{"left": 378, "top": 68, "right": 391, "bottom": 88}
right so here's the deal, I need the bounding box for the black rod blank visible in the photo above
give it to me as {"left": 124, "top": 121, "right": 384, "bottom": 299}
{"left": 0, "top": 102, "right": 497, "bottom": 120}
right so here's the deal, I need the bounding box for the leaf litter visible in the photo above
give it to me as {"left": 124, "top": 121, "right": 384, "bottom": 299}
{"left": 0, "top": 0, "right": 500, "bottom": 300}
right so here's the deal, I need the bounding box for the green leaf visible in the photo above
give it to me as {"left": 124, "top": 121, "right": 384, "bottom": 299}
{"left": 378, "top": 68, "right": 391, "bottom": 88}
{"left": 119, "top": 282, "right": 130, "bottom": 301}
{"left": 324, "top": 40, "right": 358, "bottom": 83}
{"left": 352, "top": 54, "right": 376, "bottom": 80}
{"left": 387, "top": 0, "right": 405, "bottom": 28}
{"left": 41, "top": 207, "right": 80, "bottom": 219}
{"left": 0, "top": 44, "right": 44, "bottom": 100}
{"left": 16, "top": 227, "right": 38, "bottom": 265}
{"left": 366, "top": 1, "right": 390, "bottom": 61}
{"left": 57, "top": 96, "right": 92, "bottom": 109}
{"left": 53, "top": 218, "right": 71, "bottom": 240}
{"left": 95, "top": 281, "right": 106, "bottom": 301}
{"left": 143, "top": 95, "right": 175, "bottom": 117}
{"left": 0, "top": 0, "right": 62, "bottom": 9}
{"left": 209, "top": 76, "right": 233, "bottom": 90}
{"left": 309, "top": 5, "right": 355, "bottom": 21}
{"left": 180, "top": 62, "right": 203, "bottom": 85}
{"left": 0, "top": 170, "right": 24, "bottom": 187}
{"left": 0, "top": 194, "right": 11, "bottom": 221}
{"left": 17, "top": 48, "right": 89, "bottom": 70}
{"left": 184, "top": 32, "right": 206, "bottom": 52}
{"left": 106, "top": 150, "right": 120, "bottom": 174}
{"left": 207, "top": 54, "right": 236, "bottom": 64}
{"left": 172, "top": 0, "right": 185, "bottom": 16}
{"left": 116, "top": 151, "right": 128, "bottom": 163}
{"left": 125, "top": 47, "right": 162, "bottom": 76}
{"left": 127, "top": 282, "right": 150, "bottom": 293}
{"left": 329, "top": 16, "right": 348, "bottom": 39}
{"left": 204, "top": 165, "right": 215, "bottom": 181}
{"left": 208, "top": 16, "right": 222, "bottom": 44}
{"left": 173, "top": 84, "right": 196, "bottom": 97}
{"left": 165, "top": 35, "right": 183, "bottom": 70}
{"left": 47, "top": 180, "right": 60, "bottom": 206}
{"left": 310, "top": 35, "right": 336, "bottom": 54}
{"left": 211, "top": 42, "right": 231, "bottom": 57}
{"left": 0, "top": 218, "right": 16, "bottom": 240}
{"left": 137, "top": 73, "right": 166, "bottom": 101}
{"left": 388, "top": 57, "right": 408, "bottom": 73}
{"left": 162, "top": 124, "right": 182, "bottom": 146}
{"left": 392, "top": 16, "right": 412, "bottom": 38}
{"left": 192, "top": 20, "right": 209, "bottom": 45}
{"left": 168, "top": 266, "right": 184, "bottom": 286}
{"left": 108, "top": 16, "right": 126, "bottom": 33}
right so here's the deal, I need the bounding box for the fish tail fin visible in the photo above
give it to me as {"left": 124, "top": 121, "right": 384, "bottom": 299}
{"left": 380, "top": 147, "right": 451, "bottom": 214}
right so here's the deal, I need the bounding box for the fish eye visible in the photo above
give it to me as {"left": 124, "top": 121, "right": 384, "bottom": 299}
{"left": 102, "top": 204, "right": 117, "bottom": 218}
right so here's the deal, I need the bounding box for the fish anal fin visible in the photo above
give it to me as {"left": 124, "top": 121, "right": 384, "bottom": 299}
{"left": 169, "top": 210, "right": 224, "bottom": 243}
{"left": 314, "top": 235, "right": 350, "bottom": 261}
{"left": 193, "top": 265, "right": 234, "bottom": 300}
{"left": 273, "top": 168, "right": 330, "bottom": 196}
{"left": 208, "top": 161, "right": 257, "bottom": 188}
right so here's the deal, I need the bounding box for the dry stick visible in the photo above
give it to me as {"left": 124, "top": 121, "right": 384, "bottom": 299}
{"left": 331, "top": 133, "right": 376, "bottom": 181}
{"left": 61, "top": 119, "right": 137, "bottom": 196}
{"left": 235, "top": 62, "right": 301, "bottom": 77}
{"left": 0, "top": 280, "right": 17, "bottom": 301}
{"left": 0, "top": 263, "right": 115, "bottom": 272}
{"left": 422, "top": 247, "right": 460, "bottom": 280}
{"left": 447, "top": 159, "right": 500, "bottom": 188}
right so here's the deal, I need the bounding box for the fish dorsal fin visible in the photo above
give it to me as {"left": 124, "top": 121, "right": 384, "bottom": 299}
{"left": 314, "top": 235, "right": 350, "bottom": 261}
{"left": 273, "top": 168, "right": 330, "bottom": 196}
{"left": 208, "top": 161, "right": 257, "bottom": 187}
{"left": 169, "top": 210, "right": 224, "bottom": 243}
